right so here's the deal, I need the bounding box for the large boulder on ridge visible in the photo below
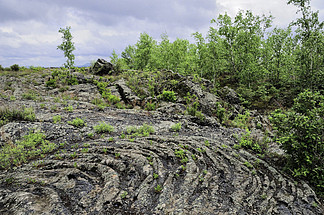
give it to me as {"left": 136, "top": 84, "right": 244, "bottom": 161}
{"left": 90, "top": 59, "right": 114, "bottom": 76}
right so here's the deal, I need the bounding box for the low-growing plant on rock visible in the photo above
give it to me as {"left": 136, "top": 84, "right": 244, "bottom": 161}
{"left": 0, "top": 131, "right": 56, "bottom": 169}
{"left": 94, "top": 122, "right": 114, "bottom": 133}
{"left": 126, "top": 123, "right": 155, "bottom": 138}
{"left": 170, "top": 122, "right": 182, "bottom": 132}
{"left": 0, "top": 106, "right": 35, "bottom": 126}
{"left": 52, "top": 115, "right": 62, "bottom": 124}
{"left": 68, "top": 117, "right": 86, "bottom": 128}
{"left": 154, "top": 184, "right": 163, "bottom": 193}
{"left": 158, "top": 90, "right": 177, "bottom": 102}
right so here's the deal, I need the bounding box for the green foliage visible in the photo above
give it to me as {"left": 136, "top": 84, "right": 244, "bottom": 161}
{"left": 10, "top": 64, "right": 19, "bottom": 71}
{"left": 68, "top": 118, "right": 86, "bottom": 128}
{"left": 94, "top": 81, "right": 121, "bottom": 105}
{"left": 52, "top": 115, "right": 62, "bottom": 124}
{"left": 158, "top": 90, "right": 177, "bottom": 102}
{"left": 154, "top": 184, "right": 163, "bottom": 193}
{"left": 239, "top": 129, "right": 262, "bottom": 153}
{"left": 57, "top": 26, "right": 75, "bottom": 68}
{"left": 170, "top": 122, "right": 182, "bottom": 132}
{"left": 64, "top": 105, "right": 73, "bottom": 112}
{"left": 145, "top": 101, "right": 157, "bottom": 111}
{"left": 270, "top": 90, "right": 324, "bottom": 195}
{"left": 184, "top": 92, "right": 205, "bottom": 120}
{"left": 126, "top": 123, "right": 155, "bottom": 138}
{"left": 94, "top": 122, "right": 114, "bottom": 133}
{"left": 231, "top": 111, "right": 251, "bottom": 129}
{"left": 22, "top": 90, "right": 39, "bottom": 101}
{"left": 0, "top": 106, "right": 35, "bottom": 126}
{"left": 0, "top": 131, "right": 56, "bottom": 169}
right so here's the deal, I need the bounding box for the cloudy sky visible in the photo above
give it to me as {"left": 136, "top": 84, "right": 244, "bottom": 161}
{"left": 0, "top": 0, "right": 323, "bottom": 67}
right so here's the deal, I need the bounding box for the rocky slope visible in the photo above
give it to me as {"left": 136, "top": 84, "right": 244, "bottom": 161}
{"left": 0, "top": 67, "right": 322, "bottom": 214}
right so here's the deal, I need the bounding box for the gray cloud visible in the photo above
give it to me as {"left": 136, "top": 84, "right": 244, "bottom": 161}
{"left": 0, "top": 0, "right": 323, "bottom": 67}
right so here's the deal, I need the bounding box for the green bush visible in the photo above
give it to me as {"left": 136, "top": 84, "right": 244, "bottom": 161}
{"left": 158, "top": 90, "right": 177, "bottom": 102}
{"left": 0, "top": 131, "right": 56, "bottom": 169}
{"left": 270, "top": 90, "right": 324, "bottom": 196}
{"left": 170, "top": 122, "right": 182, "bottom": 132}
{"left": 94, "top": 122, "right": 114, "bottom": 133}
{"left": 0, "top": 107, "right": 35, "bottom": 126}
{"left": 126, "top": 123, "right": 155, "bottom": 138}
{"left": 52, "top": 115, "right": 62, "bottom": 124}
{"left": 68, "top": 117, "right": 86, "bottom": 128}
{"left": 10, "top": 64, "right": 19, "bottom": 71}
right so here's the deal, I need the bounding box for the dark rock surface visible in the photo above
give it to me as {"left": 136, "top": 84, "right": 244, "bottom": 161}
{"left": 90, "top": 59, "right": 115, "bottom": 76}
{"left": 0, "top": 69, "right": 322, "bottom": 215}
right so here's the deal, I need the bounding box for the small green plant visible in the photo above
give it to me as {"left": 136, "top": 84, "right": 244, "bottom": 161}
{"left": 40, "top": 103, "right": 46, "bottom": 109}
{"left": 239, "top": 129, "right": 261, "bottom": 153}
{"left": 51, "top": 105, "right": 58, "bottom": 112}
{"left": 115, "top": 152, "right": 121, "bottom": 159}
{"left": 70, "top": 151, "right": 77, "bottom": 159}
{"left": 94, "top": 122, "right": 114, "bottom": 133}
{"left": 126, "top": 123, "right": 155, "bottom": 138}
{"left": 52, "top": 115, "right": 62, "bottom": 124}
{"left": 154, "top": 184, "right": 163, "bottom": 193}
{"left": 174, "top": 149, "right": 186, "bottom": 160}
{"left": 68, "top": 117, "right": 86, "bottom": 128}
{"left": 22, "top": 90, "right": 38, "bottom": 101}
{"left": 81, "top": 148, "right": 89, "bottom": 153}
{"left": 244, "top": 161, "right": 253, "bottom": 169}
{"left": 87, "top": 132, "right": 94, "bottom": 138}
{"left": 102, "top": 148, "right": 108, "bottom": 154}
{"left": 64, "top": 105, "right": 73, "bottom": 112}
{"left": 170, "top": 122, "right": 182, "bottom": 132}
{"left": 145, "top": 101, "right": 157, "bottom": 111}
{"left": 121, "top": 191, "right": 128, "bottom": 199}
{"left": 153, "top": 173, "right": 159, "bottom": 179}
{"left": 158, "top": 90, "right": 177, "bottom": 102}
{"left": 204, "top": 140, "right": 210, "bottom": 147}
{"left": 261, "top": 194, "right": 267, "bottom": 200}
{"left": 230, "top": 110, "right": 251, "bottom": 129}
{"left": 10, "top": 96, "right": 16, "bottom": 101}
{"left": 184, "top": 92, "right": 205, "bottom": 120}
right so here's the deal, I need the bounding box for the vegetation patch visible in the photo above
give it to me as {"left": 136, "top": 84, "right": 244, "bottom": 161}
{"left": 94, "top": 122, "right": 114, "bottom": 133}
{"left": 68, "top": 117, "right": 86, "bottom": 128}
{"left": 0, "top": 131, "right": 56, "bottom": 169}
{"left": 0, "top": 106, "right": 35, "bottom": 126}
{"left": 126, "top": 123, "right": 155, "bottom": 138}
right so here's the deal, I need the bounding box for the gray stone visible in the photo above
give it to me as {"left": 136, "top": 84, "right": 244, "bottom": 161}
{"left": 90, "top": 59, "right": 115, "bottom": 76}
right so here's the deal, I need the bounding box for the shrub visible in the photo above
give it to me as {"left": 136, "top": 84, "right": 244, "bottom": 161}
{"left": 10, "top": 64, "right": 19, "bottom": 71}
{"left": 270, "top": 90, "right": 324, "bottom": 196}
{"left": 0, "top": 131, "right": 56, "bottom": 169}
{"left": 68, "top": 117, "right": 86, "bottom": 128}
{"left": 94, "top": 122, "right": 114, "bottom": 133}
{"left": 52, "top": 115, "right": 62, "bottom": 124}
{"left": 158, "top": 90, "right": 177, "bottom": 102}
{"left": 126, "top": 123, "right": 155, "bottom": 138}
{"left": 0, "top": 106, "right": 35, "bottom": 126}
{"left": 170, "top": 122, "right": 182, "bottom": 132}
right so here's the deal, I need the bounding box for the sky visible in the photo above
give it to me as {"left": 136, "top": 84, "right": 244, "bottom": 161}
{"left": 0, "top": 0, "right": 323, "bottom": 68}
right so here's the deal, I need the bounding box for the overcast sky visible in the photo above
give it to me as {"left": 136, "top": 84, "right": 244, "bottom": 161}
{"left": 0, "top": 0, "right": 323, "bottom": 67}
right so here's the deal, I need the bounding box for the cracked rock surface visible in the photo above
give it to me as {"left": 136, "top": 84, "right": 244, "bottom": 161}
{"left": 0, "top": 70, "right": 322, "bottom": 215}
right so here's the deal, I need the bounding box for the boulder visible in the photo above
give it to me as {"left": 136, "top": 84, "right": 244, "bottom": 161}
{"left": 90, "top": 59, "right": 115, "bottom": 76}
